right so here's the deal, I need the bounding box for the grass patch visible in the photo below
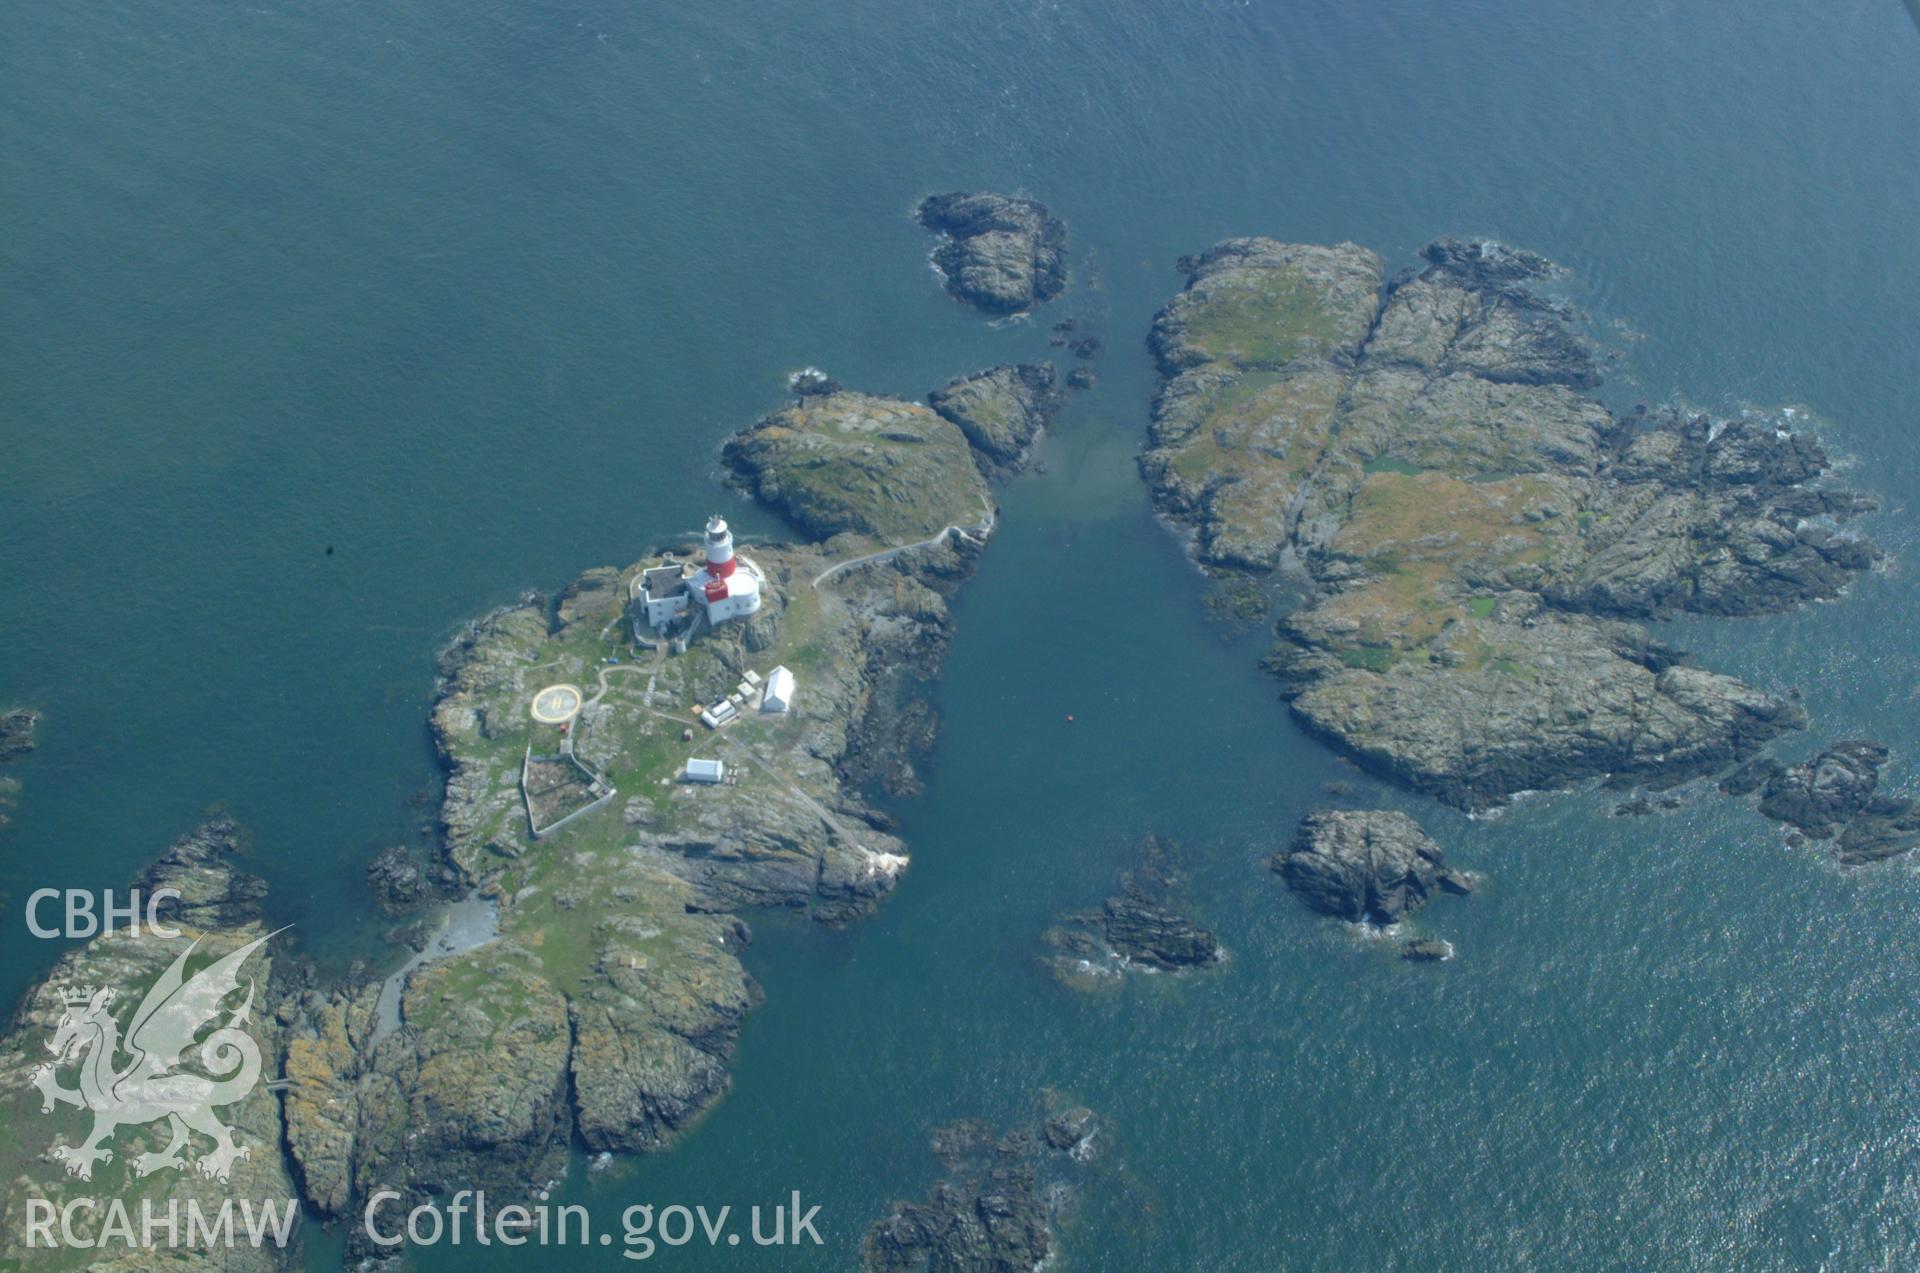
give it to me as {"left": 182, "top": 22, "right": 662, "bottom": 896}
{"left": 1339, "top": 646, "right": 1396, "bottom": 673}
{"left": 1185, "top": 275, "right": 1369, "bottom": 370}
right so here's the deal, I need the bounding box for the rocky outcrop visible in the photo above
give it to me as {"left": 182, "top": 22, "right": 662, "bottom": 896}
{"left": 1758, "top": 741, "right": 1881, "bottom": 840}
{"left": 722, "top": 390, "right": 992, "bottom": 543}
{"left": 0, "top": 819, "right": 304, "bottom": 1271}
{"left": 1276, "top": 603, "right": 1807, "bottom": 809}
{"left": 352, "top": 953, "right": 572, "bottom": 1199}
{"left": 788, "top": 365, "right": 841, "bottom": 398}
{"left": 565, "top": 913, "right": 761, "bottom": 1154}
{"left": 1144, "top": 236, "right": 1877, "bottom": 809}
{"left": 1275, "top": 809, "right": 1473, "bottom": 925}
{"left": 917, "top": 191, "right": 1067, "bottom": 314}
{"left": 279, "top": 983, "right": 378, "bottom": 1219}
{"left": 1042, "top": 1105, "right": 1098, "bottom": 1153}
{"left": 365, "top": 844, "right": 454, "bottom": 914}
{"left": 863, "top": 1099, "right": 1102, "bottom": 1273}
{"left": 136, "top": 811, "right": 271, "bottom": 931}
{"left": 929, "top": 362, "right": 1064, "bottom": 475}
{"left": 1756, "top": 740, "right": 1886, "bottom": 835}
{"left": 1834, "top": 799, "right": 1920, "bottom": 865}
{"left": 1721, "top": 739, "right": 1920, "bottom": 864}
{"left": 1041, "top": 837, "right": 1223, "bottom": 987}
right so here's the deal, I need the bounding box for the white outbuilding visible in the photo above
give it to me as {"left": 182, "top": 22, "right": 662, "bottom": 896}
{"left": 761, "top": 666, "right": 795, "bottom": 713}
{"left": 683, "top": 758, "right": 726, "bottom": 784}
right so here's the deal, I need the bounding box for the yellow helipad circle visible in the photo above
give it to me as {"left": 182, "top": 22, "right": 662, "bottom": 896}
{"left": 530, "top": 683, "right": 584, "bottom": 725}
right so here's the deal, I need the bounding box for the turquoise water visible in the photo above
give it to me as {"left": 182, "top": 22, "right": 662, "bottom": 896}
{"left": 6, "top": 0, "right": 1920, "bottom": 1267}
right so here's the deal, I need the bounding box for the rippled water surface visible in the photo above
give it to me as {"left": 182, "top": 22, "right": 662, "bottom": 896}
{"left": 5, "top": 1, "right": 1920, "bottom": 1267}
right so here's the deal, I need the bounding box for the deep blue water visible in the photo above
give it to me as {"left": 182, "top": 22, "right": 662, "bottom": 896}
{"left": 5, "top": 0, "right": 1920, "bottom": 1268}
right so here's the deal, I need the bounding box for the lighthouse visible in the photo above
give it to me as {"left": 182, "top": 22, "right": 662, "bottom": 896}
{"left": 696, "top": 516, "right": 763, "bottom": 624}
{"left": 703, "top": 517, "right": 739, "bottom": 581}
{"left": 635, "top": 516, "right": 764, "bottom": 636}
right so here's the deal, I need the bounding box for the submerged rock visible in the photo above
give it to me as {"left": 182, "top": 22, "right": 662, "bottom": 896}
{"left": 366, "top": 844, "right": 432, "bottom": 913}
{"left": 1401, "top": 938, "right": 1456, "bottom": 962}
{"left": 1276, "top": 809, "right": 1473, "bottom": 926}
{"left": 1143, "top": 235, "right": 1876, "bottom": 809}
{"left": 1043, "top": 1106, "right": 1098, "bottom": 1153}
{"left": 0, "top": 708, "right": 35, "bottom": 826}
{"left": 0, "top": 706, "right": 36, "bottom": 762}
{"left": 928, "top": 362, "right": 1064, "bottom": 475}
{"left": 917, "top": 191, "right": 1067, "bottom": 314}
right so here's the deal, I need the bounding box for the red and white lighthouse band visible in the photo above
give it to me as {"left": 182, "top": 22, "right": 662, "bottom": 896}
{"left": 704, "top": 520, "right": 739, "bottom": 579}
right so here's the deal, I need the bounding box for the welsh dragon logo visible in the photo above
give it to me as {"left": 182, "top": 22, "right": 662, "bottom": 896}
{"left": 30, "top": 930, "right": 281, "bottom": 1184}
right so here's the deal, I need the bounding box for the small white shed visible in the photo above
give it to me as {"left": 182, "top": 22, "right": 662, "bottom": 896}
{"left": 762, "top": 666, "right": 795, "bottom": 713}
{"left": 684, "top": 758, "right": 726, "bottom": 784}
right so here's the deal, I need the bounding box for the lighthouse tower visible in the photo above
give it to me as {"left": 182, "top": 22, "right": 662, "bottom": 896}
{"left": 695, "top": 516, "right": 763, "bottom": 625}
{"left": 704, "top": 517, "right": 738, "bottom": 580}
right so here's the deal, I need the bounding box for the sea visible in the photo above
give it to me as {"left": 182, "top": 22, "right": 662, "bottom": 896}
{"left": 4, "top": 0, "right": 1920, "bottom": 1268}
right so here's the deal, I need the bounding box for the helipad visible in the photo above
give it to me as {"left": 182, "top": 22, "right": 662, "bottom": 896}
{"left": 530, "top": 683, "right": 584, "bottom": 725}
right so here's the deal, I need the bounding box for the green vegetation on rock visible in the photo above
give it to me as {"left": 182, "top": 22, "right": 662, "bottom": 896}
{"left": 0, "top": 820, "right": 302, "bottom": 1273}
{"left": 1147, "top": 236, "right": 1878, "bottom": 808}
{"left": 723, "top": 391, "right": 991, "bottom": 545}
{"left": 271, "top": 382, "right": 1017, "bottom": 1259}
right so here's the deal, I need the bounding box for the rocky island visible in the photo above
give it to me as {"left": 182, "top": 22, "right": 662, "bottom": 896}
{"left": 1, "top": 377, "right": 1059, "bottom": 1268}
{"left": 1040, "top": 836, "right": 1224, "bottom": 989}
{"left": 1143, "top": 237, "right": 1882, "bottom": 814}
{"left": 1722, "top": 738, "right": 1920, "bottom": 864}
{"left": 917, "top": 191, "right": 1068, "bottom": 314}
{"left": 862, "top": 1098, "right": 1102, "bottom": 1273}
{"left": 1276, "top": 809, "right": 1472, "bottom": 928}
{"left": 295, "top": 381, "right": 1050, "bottom": 1255}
